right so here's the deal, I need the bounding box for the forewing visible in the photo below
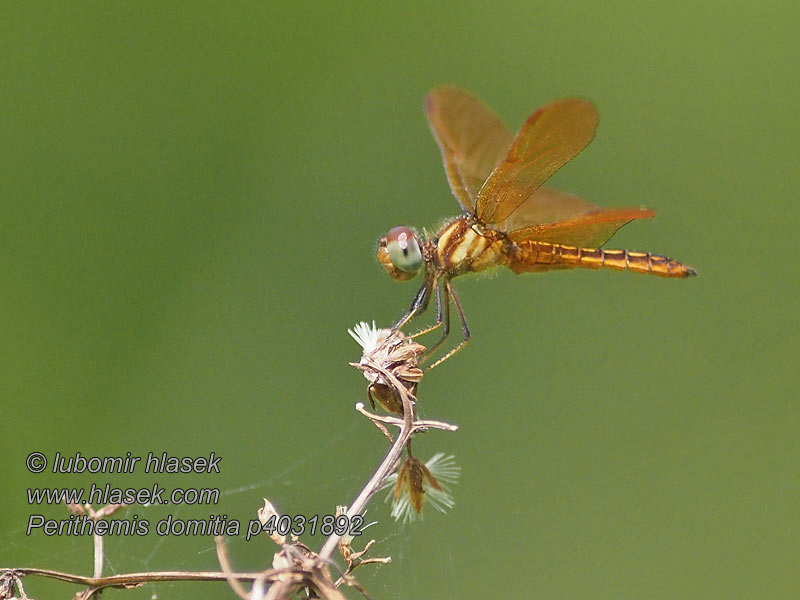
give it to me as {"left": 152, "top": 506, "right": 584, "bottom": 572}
{"left": 426, "top": 86, "right": 513, "bottom": 212}
{"left": 476, "top": 98, "right": 598, "bottom": 224}
{"left": 508, "top": 207, "right": 655, "bottom": 248}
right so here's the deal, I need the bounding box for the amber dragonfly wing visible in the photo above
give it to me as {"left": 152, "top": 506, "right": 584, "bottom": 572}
{"left": 508, "top": 205, "right": 655, "bottom": 248}
{"left": 425, "top": 86, "right": 513, "bottom": 212}
{"left": 498, "top": 186, "right": 598, "bottom": 232}
{"left": 476, "top": 98, "right": 598, "bottom": 225}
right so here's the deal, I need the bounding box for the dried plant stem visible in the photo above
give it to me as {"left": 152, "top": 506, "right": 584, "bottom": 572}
{"left": 215, "top": 535, "right": 250, "bottom": 600}
{"left": 318, "top": 361, "right": 413, "bottom": 561}
{"left": 2, "top": 327, "right": 456, "bottom": 599}
{"left": 354, "top": 404, "right": 458, "bottom": 432}
{"left": 92, "top": 528, "right": 103, "bottom": 580}
{"left": 318, "top": 359, "right": 457, "bottom": 562}
{"left": 0, "top": 567, "right": 269, "bottom": 588}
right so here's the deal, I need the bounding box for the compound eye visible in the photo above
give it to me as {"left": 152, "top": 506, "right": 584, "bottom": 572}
{"left": 386, "top": 226, "right": 422, "bottom": 274}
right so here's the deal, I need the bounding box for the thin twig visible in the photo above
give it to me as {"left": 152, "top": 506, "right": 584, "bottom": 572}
{"left": 318, "top": 357, "right": 455, "bottom": 562}
{"left": 3, "top": 327, "right": 457, "bottom": 599}
{"left": 0, "top": 567, "right": 276, "bottom": 589}
{"left": 215, "top": 536, "right": 251, "bottom": 600}
{"left": 318, "top": 361, "right": 414, "bottom": 561}
{"left": 357, "top": 403, "right": 396, "bottom": 442}
{"left": 355, "top": 403, "right": 458, "bottom": 432}
{"left": 92, "top": 527, "right": 103, "bottom": 580}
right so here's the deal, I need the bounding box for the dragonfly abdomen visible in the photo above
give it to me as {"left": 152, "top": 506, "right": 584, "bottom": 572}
{"left": 508, "top": 240, "right": 696, "bottom": 278}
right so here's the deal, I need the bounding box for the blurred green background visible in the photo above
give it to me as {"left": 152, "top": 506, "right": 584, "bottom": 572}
{"left": 1, "top": 1, "right": 797, "bottom": 598}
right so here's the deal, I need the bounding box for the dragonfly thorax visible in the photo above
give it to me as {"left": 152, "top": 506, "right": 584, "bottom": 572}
{"left": 434, "top": 216, "right": 507, "bottom": 276}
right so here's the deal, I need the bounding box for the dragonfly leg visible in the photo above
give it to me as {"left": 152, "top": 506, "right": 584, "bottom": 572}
{"left": 420, "top": 279, "right": 451, "bottom": 360}
{"left": 392, "top": 275, "right": 444, "bottom": 340}
{"left": 392, "top": 277, "right": 432, "bottom": 332}
{"left": 425, "top": 280, "right": 470, "bottom": 370}
{"left": 407, "top": 279, "right": 444, "bottom": 339}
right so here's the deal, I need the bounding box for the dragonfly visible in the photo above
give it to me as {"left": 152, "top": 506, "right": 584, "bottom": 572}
{"left": 376, "top": 86, "right": 696, "bottom": 369}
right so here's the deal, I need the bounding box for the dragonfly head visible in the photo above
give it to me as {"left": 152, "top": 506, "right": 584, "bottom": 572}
{"left": 377, "top": 226, "right": 423, "bottom": 281}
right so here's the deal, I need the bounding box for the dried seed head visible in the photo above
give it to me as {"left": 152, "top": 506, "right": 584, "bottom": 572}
{"left": 382, "top": 453, "right": 460, "bottom": 523}
{"left": 349, "top": 321, "right": 426, "bottom": 414}
{"left": 336, "top": 505, "right": 354, "bottom": 560}
{"left": 258, "top": 498, "right": 286, "bottom": 546}
{"left": 67, "top": 503, "right": 85, "bottom": 516}
{"left": 368, "top": 382, "right": 407, "bottom": 415}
